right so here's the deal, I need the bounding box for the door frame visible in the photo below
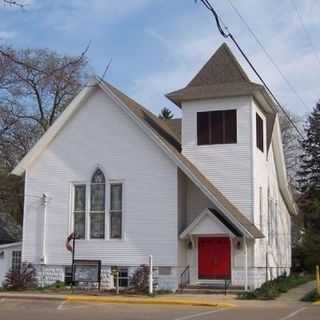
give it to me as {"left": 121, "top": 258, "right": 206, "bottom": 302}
{"left": 195, "top": 235, "right": 233, "bottom": 283}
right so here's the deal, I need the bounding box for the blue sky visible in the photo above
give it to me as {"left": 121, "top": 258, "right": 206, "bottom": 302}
{"left": 0, "top": 0, "right": 319, "bottom": 118}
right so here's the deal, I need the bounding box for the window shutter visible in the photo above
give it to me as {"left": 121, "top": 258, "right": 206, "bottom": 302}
{"left": 197, "top": 112, "right": 210, "bottom": 145}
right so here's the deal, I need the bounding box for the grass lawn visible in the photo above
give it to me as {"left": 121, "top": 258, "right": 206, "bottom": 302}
{"left": 238, "top": 274, "right": 314, "bottom": 300}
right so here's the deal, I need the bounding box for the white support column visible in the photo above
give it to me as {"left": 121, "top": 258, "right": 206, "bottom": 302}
{"left": 149, "top": 255, "right": 153, "bottom": 295}
{"left": 244, "top": 237, "right": 248, "bottom": 291}
{"left": 41, "top": 193, "right": 48, "bottom": 265}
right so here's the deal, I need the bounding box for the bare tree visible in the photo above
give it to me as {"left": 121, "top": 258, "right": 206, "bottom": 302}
{"left": 0, "top": 45, "right": 90, "bottom": 169}
{"left": 1, "top": 0, "right": 24, "bottom": 8}
{"left": 0, "top": 45, "right": 90, "bottom": 222}
{"left": 278, "top": 108, "right": 303, "bottom": 186}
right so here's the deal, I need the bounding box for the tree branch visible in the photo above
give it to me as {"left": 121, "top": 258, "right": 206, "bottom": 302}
{"left": 2, "top": 0, "right": 24, "bottom": 8}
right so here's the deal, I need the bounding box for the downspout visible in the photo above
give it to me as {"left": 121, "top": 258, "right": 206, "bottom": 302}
{"left": 244, "top": 237, "right": 248, "bottom": 291}
{"left": 41, "top": 193, "right": 48, "bottom": 265}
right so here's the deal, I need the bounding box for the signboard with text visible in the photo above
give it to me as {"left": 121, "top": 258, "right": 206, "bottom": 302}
{"left": 73, "top": 260, "right": 101, "bottom": 284}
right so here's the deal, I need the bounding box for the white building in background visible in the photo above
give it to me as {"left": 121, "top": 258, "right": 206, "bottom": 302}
{"left": 0, "top": 212, "right": 22, "bottom": 285}
{"left": 11, "top": 43, "right": 297, "bottom": 291}
{"left": 0, "top": 242, "right": 22, "bottom": 285}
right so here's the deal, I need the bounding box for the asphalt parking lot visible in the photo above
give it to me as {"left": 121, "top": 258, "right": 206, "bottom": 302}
{"left": 0, "top": 298, "right": 319, "bottom": 320}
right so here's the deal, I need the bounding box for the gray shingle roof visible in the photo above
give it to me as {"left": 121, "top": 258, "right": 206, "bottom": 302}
{"left": 166, "top": 43, "right": 277, "bottom": 118}
{"left": 188, "top": 42, "right": 250, "bottom": 86}
{"left": 163, "top": 119, "right": 181, "bottom": 141}
{"left": 99, "top": 79, "right": 264, "bottom": 239}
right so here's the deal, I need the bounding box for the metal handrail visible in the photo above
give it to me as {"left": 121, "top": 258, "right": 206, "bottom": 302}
{"left": 179, "top": 265, "right": 190, "bottom": 290}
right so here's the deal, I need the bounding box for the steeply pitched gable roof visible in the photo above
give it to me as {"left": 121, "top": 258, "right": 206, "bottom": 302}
{"left": 99, "top": 80, "right": 264, "bottom": 239}
{"left": 12, "top": 77, "right": 264, "bottom": 239}
{"left": 162, "top": 118, "right": 181, "bottom": 141}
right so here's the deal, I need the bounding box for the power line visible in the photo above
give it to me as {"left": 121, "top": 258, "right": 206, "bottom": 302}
{"left": 198, "top": 0, "right": 304, "bottom": 139}
{"left": 226, "top": 0, "right": 312, "bottom": 112}
{"left": 101, "top": 57, "right": 113, "bottom": 80}
{"left": 289, "top": 0, "right": 320, "bottom": 71}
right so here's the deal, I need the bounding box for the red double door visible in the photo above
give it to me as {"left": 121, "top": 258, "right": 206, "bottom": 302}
{"left": 198, "top": 237, "right": 231, "bottom": 279}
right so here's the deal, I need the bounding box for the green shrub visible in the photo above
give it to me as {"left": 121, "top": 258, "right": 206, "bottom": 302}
{"left": 301, "top": 289, "right": 320, "bottom": 302}
{"left": 3, "top": 263, "right": 37, "bottom": 290}
{"left": 238, "top": 274, "right": 313, "bottom": 300}
{"left": 129, "top": 265, "right": 150, "bottom": 294}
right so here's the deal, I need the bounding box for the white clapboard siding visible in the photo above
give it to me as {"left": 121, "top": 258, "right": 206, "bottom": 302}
{"left": 252, "top": 100, "right": 291, "bottom": 271}
{"left": 23, "top": 88, "right": 178, "bottom": 267}
{"left": 181, "top": 96, "right": 254, "bottom": 220}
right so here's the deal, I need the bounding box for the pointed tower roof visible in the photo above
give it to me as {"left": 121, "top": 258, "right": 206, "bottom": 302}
{"left": 166, "top": 43, "right": 277, "bottom": 114}
{"left": 187, "top": 42, "right": 250, "bottom": 87}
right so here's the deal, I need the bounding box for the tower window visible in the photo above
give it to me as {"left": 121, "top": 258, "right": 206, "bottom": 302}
{"left": 256, "top": 113, "right": 264, "bottom": 152}
{"left": 197, "top": 110, "right": 237, "bottom": 145}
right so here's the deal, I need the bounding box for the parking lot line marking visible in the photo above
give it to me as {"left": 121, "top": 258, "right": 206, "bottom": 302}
{"left": 279, "top": 307, "right": 308, "bottom": 320}
{"left": 57, "top": 301, "right": 67, "bottom": 310}
{"left": 174, "top": 308, "right": 226, "bottom": 320}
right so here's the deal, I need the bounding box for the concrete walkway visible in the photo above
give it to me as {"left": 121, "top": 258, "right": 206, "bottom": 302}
{"left": 277, "top": 281, "right": 316, "bottom": 304}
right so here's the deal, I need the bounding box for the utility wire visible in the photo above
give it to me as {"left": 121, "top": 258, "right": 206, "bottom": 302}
{"left": 102, "top": 57, "right": 113, "bottom": 80}
{"left": 226, "top": 0, "right": 311, "bottom": 112}
{"left": 289, "top": 0, "right": 320, "bottom": 71}
{"left": 198, "top": 0, "right": 304, "bottom": 139}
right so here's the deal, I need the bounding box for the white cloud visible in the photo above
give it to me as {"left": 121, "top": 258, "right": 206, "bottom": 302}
{"left": 40, "top": 0, "right": 152, "bottom": 32}
{"left": 0, "top": 30, "right": 16, "bottom": 40}
{"left": 131, "top": 0, "right": 320, "bottom": 116}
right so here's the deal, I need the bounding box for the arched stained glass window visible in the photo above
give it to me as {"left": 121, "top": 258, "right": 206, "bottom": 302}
{"left": 90, "top": 169, "right": 105, "bottom": 239}
{"left": 91, "top": 169, "right": 105, "bottom": 184}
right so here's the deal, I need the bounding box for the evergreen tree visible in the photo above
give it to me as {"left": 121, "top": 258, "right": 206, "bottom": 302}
{"left": 296, "top": 102, "right": 320, "bottom": 271}
{"left": 158, "top": 107, "right": 174, "bottom": 120}
{"left": 298, "top": 102, "right": 320, "bottom": 192}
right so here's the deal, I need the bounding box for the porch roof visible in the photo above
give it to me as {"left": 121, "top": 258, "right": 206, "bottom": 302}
{"left": 180, "top": 208, "right": 243, "bottom": 239}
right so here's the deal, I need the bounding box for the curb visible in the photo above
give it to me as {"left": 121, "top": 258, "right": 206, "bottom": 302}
{"left": 65, "top": 295, "right": 235, "bottom": 308}
{"left": 313, "top": 300, "right": 320, "bottom": 305}
{"left": 0, "top": 294, "right": 64, "bottom": 301}
{"left": 0, "top": 293, "right": 235, "bottom": 308}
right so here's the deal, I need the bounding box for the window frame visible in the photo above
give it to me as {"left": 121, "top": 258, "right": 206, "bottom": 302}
{"left": 109, "top": 182, "right": 124, "bottom": 240}
{"left": 11, "top": 250, "right": 21, "bottom": 272}
{"left": 111, "top": 266, "right": 129, "bottom": 288}
{"left": 73, "top": 183, "right": 87, "bottom": 240}
{"left": 197, "top": 109, "right": 237, "bottom": 146}
{"left": 256, "top": 113, "right": 264, "bottom": 152}
{"left": 70, "top": 175, "right": 125, "bottom": 241}
{"left": 90, "top": 169, "right": 106, "bottom": 240}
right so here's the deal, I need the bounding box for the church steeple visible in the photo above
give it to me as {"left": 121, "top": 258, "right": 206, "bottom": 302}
{"left": 187, "top": 42, "right": 250, "bottom": 87}
{"left": 166, "top": 43, "right": 261, "bottom": 108}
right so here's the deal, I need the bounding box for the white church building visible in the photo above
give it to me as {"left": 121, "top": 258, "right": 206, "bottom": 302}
{"left": 10, "top": 43, "right": 297, "bottom": 291}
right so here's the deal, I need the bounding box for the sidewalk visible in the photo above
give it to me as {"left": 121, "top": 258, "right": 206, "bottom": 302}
{"left": 276, "top": 281, "right": 316, "bottom": 304}
{"left": 0, "top": 281, "right": 316, "bottom": 307}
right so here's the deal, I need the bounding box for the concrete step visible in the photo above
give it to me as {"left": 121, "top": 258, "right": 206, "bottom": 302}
{"left": 178, "top": 283, "right": 245, "bottom": 294}
{"left": 179, "top": 288, "right": 244, "bottom": 294}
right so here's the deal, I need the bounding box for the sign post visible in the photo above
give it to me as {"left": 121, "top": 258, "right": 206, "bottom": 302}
{"left": 66, "top": 232, "right": 76, "bottom": 290}
{"left": 149, "top": 255, "right": 153, "bottom": 295}
{"left": 316, "top": 265, "right": 320, "bottom": 295}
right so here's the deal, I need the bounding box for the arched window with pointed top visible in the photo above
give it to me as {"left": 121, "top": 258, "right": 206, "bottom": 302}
{"left": 90, "top": 169, "right": 106, "bottom": 239}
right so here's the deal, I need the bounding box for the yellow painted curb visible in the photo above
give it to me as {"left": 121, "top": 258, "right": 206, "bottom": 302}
{"left": 64, "top": 295, "right": 234, "bottom": 308}
{"left": 313, "top": 300, "right": 320, "bottom": 305}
